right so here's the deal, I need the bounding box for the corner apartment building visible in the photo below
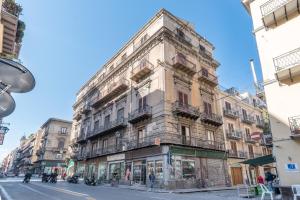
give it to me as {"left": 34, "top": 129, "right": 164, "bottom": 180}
{"left": 243, "top": 0, "right": 300, "bottom": 186}
{"left": 219, "top": 87, "right": 272, "bottom": 185}
{"left": 1, "top": 147, "right": 17, "bottom": 173}
{"left": 0, "top": 0, "right": 23, "bottom": 58}
{"left": 34, "top": 118, "right": 72, "bottom": 175}
{"left": 71, "top": 9, "right": 229, "bottom": 189}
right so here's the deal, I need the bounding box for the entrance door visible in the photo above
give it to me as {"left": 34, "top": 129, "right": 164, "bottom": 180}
{"left": 133, "top": 160, "right": 146, "bottom": 185}
{"left": 231, "top": 167, "right": 243, "bottom": 185}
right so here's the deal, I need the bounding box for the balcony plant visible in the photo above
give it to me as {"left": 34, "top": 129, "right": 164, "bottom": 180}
{"left": 2, "top": 0, "right": 23, "bottom": 17}
{"left": 16, "top": 20, "right": 25, "bottom": 43}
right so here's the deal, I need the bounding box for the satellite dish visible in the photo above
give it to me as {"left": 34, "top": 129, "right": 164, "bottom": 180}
{"left": 0, "top": 58, "right": 35, "bottom": 93}
{"left": 0, "top": 90, "right": 15, "bottom": 118}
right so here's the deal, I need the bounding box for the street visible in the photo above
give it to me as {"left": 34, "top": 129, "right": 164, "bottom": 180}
{"left": 0, "top": 178, "right": 257, "bottom": 200}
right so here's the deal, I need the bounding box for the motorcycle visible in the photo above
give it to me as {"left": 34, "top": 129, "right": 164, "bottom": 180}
{"left": 23, "top": 173, "right": 31, "bottom": 183}
{"left": 84, "top": 176, "right": 96, "bottom": 186}
{"left": 67, "top": 175, "right": 79, "bottom": 184}
{"left": 42, "top": 173, "right": 49, "bottom": 183}
{"left": 49, "top": 173, "right": 58, "bottom": 183}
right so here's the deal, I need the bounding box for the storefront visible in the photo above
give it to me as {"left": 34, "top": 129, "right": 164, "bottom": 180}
{"left": 107, "top": 153, "right": 125, "bottom": 182}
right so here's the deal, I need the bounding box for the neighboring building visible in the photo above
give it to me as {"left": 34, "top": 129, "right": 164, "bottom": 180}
{"left": 0, "top": 0, "right": 24, "bottom": 58}
{"left": 34, "top": 118, "right": 72, "bottom": 175}
{"left": 243, "top": 0, "right": 300, "bottom": 186}
{"left": 71, "top": 9, "right": 229, "bottom": 189}
{"left": 219, "top": 87, "right": 272, "bottom": 185}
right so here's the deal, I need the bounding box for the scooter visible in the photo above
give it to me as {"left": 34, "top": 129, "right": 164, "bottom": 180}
{"left": 67, "top": 175, "right": 79, "bottom": 184}
{"left": 49, "top": 173, "right": 58, "bottom": 183}
{"left": 23, "top": 175, "right": 31, "bottom": 183}
{"left": 42, "top": 173, "right": 49, "bottom": 183}
{"left": 84, "top": 176, "right": 96, "bottom": 186}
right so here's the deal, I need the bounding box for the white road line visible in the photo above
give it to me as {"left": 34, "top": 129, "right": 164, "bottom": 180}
{"left": 0, "top": 185, "right": 14, "bottom": 200}
{"left": 31, "top": 182, "right": 89, "bottom": 197}
{"left": 18, "top": 184, "right": 59, "bottom": 200}
{"left": 150, "top": 197, "right": 169, "bottom": 200}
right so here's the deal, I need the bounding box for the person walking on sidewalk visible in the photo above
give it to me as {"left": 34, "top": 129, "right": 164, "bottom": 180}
{"left": 149, "top": 171, "right": 155, "bottom": 191}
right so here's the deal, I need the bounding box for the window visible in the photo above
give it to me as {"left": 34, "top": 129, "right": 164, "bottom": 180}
{"left": 104, "top": 115, "right": 110, "bottom": 129}
{"left": 117, "top": 108, "right": 124, "bottom": 122}
{"left": 181, "top": 125, "right": 190, "bottom": 145}
{"left": 207, "top": 130, "right": 215, "bottom": 144}
{"left": 242, "top": 109, "right": 247, "bottom": 119}
{"left": 94, "top": 120, "right": 99, "bottom": 131}
{"left": 201, "top": 68, "right": 209, "bottom": 77}
{"left": 140, "top": 34, "right": 148, "bottom": 44}
{"left": 60, "top": 127, "right": 67, "bottom": 134}
{"left": 228, "top": 123, "right": 234, "bottom": 132}
{"left": 121, "top": 53, "right": 127, "bottom": 61}
{"left": 225, "top": 102, "right": 231, "bottom": 110}
{"left": 230, "top": 141, "right": 237, "bottom": 153}
{"left": 155, "top": 161, "right": 163, "bottom": 179}
{"left": 138, "top": 96, "right": 147, "bottom": 111}
{"left": 56, "top": 154, "right": 63, "bottom": 159}
{"left": 199, "top": 44, "right": 206, "bottom": 52}
{"left": 102, "top": 139, "right": 108, "bottom": 153}
{"left": 204, "top": 101, "right": 212, "bottom": 115}
{"left": 248, "top": 145, "right": 254, "bottom": 157}
{"left": 177, "top": 28, "right": 185, "bottom": 38}
{"left": 182, "top": 160, "right": 195, "bottom": 179}
{"left": 263, "top": 148, "right": 267, "bottom": 155}
{"left": 57, "top": 140, "right": 65, "bottom": 149}
{"left": 92, "top": 142, "right": 97, "bottom": 154}
{"left": 137, "top": 128, "right": 146, "bottom": 146}
{"left": 245, "top": 128, "right": 251, "bottom": 138}
{"left": 256, "top": 115, "right": 261, "bottom": 123}
{"left": 178, "top": 91, "right": 188, "bottom": 106}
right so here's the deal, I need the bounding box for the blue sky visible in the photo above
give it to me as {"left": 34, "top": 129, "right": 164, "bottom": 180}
{"left": 0, "top": 0, "right": 261, "bottom": 160}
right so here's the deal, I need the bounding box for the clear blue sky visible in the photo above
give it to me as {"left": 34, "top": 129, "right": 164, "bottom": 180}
{"left": 0, "top": 0, "right": 261, "bottom": 160}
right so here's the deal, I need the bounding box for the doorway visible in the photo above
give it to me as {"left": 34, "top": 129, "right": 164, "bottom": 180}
{"left": 231, "top": 167, "right": 243, "bottom": 185}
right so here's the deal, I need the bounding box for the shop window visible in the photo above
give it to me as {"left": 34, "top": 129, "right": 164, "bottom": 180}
{"left": 147, "top": 161, "right": 154, "bottom": 175}
{"left": 175, "top": 160, "right": 182, "bottom": 179}
{"left": 182, "top": 160, "right": 195, "bottom": 179}
{"left": 98, "top": 162, "right": 107, "bottom": 180}
{"left": 155, "top": 161, "right": 163, "bottom": 179}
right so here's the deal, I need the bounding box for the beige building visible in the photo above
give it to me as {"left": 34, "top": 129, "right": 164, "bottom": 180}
{"left": 71, "top": 9, "right": 229, "bottom": 189}
{"left": 243, "top": 0, "right": 300, "bottom": 186}
{"left": 0, "top": 0, "right": 23, "bottom": 58}
{"left": 219, "top": 87, "right": 272, "bottom": 185}
{"left": 34, "top": 118, "right": 72, "bottom": 175}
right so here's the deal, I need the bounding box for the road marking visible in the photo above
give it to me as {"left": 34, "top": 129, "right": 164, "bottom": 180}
{"left": 86, "top": 197, "right": 96, "bottom": 200}
{"left": 0, "top": 185, "right": 14, "bottom": 200}
{"left": 31, "top": 182, "right": 89, "bottom": 197}
{"left": 150, "top": 197, "right": 168, "bottom": 200}
{"left": 19, "top": 184, "right": 59, "bottom": 200}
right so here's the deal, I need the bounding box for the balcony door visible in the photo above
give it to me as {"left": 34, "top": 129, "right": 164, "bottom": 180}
{"left": 242, "top": 109, "right": 247, "bottom": 119}
{"left": 138, "top": 96, "right": 147, "bottom": 112}
{"left": 117, "top": 108, "right": 124, "bottom": 122}
{"left": 137, "top": 128, "right": 146, "bottom": 147}
{"left": 204, "top": 101, "right": 212, "bottom": 116}
{"left": 228, "top": 123, "right": 234, "bottom": 133}
{"left": 104, "top": 115, "right": 110, "bottom": 129}
{"left": 178, "top": 91, "right": 188, "bottom": 106}
{"left": 248, "top": 145, "right": 254, "bottom": 158}
{"left": 181, "top": 125, "right": 190, "bottom": 145}
{"left": 230, "top": 141, "right": 237, "bottom": 155}
{"left": 225, "top": 101, "right": 231, "bottom": 111}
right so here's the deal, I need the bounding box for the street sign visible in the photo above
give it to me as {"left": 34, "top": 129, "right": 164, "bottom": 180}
{"left": 0, "top": 133, "right": 5, "bottom": 145}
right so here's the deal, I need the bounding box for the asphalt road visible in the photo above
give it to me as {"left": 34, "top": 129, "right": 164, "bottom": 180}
{"left": 0, "top": 178, "right": 255, "bottom": 200}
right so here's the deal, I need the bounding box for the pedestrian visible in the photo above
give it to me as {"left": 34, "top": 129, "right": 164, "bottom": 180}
{"left": 257, "top": 175, "right": 264, "bottom": 184}
{"left": 149, "top": 171, "right": 155, "bottom": 191}
{"left": 265, "top": 170, "right": 276, "bottom": 191}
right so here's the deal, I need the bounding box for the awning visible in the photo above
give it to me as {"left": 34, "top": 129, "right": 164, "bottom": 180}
{"left": 240, "top": 154, "right": 275, "bottom": 166}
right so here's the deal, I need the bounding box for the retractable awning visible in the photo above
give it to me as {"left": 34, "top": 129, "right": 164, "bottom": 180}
{"left": 240, "top": 154, "right": 275, "bottom": 166}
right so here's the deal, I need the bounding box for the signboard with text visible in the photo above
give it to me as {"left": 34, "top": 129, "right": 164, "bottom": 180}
{"left": 285, "top": 163, "right": 299, "bottom": 172}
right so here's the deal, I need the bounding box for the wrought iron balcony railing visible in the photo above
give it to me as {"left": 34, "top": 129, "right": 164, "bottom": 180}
{"left": 81, "top": 103, "right": 92, "bottom": 114}
{"left": 241, "top": 115, "right": 255, "bottom": 124}
{"left": 223, "top": 108, "right": 239, "bottom": 119}
{"left": 172, "top": 53, "right": 196, "bottom": 76}
{"left": 88, "top": 118, "right": 127, "bottom": 139}
{"left": 228, "top": 150, "right": 248, "bottom": 159}
{"left": 245, "top": 135, "right": 257, "bottom": 144}
{"left": 128, "top": 105, "right": 152, "bottom": 124}
{"left": 172, "top": 101, "right": 200, "bottom": 120}
{"left": 200, "top": 112, "right": 223, "bottom": 126}
{"left": 256, "top": 119, "right": 265, "bottom": 129}
{"left": 226, "top": 130, "right": 243, "bottom": 140}
{"left": 131, "top": 59, "right": 153, "bottom": 83}
{"left": 260, "top": 0, "right": 291, "bottom": 16}
{"left": 274, "top": 47, "right": 300, "bottom": 72}
{"left": 288, "top": 115, "right": 300, "bottom": 139}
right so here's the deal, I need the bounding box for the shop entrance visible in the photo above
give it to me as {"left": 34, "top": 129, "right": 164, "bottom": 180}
{"left": 231, "top": 167, "right": 243, "bottom": 185}
{"left": 133, "top": 160, "right": 146, "bottom": 185}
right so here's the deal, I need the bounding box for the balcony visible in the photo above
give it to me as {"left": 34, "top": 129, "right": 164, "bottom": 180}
{"left": 256, "top": 119, "right": 265, "bottom": 129}
{"left": 172, "top": 101, "right": 200, "bottom": 120}
{"left": 200, "top": 112, "right": 223, "bottom": 126}
{"left": 245, "top": 136, "right": 257, "bottom": 144}
{"left": 1, "top": 9, "right": 18, "bottom": 56}
{"left": 288, "top": 115, "right": 300, "bottom": 139}
{"left": 73, "top": 111, "right": 82, "bottom": 121}
{"left": 88, "top": 118, "right": 127, "bottom": 139}
{"left": 241, "top": 115, "right": 255, "bottom": 125}
{"left": 130, "top": 59, "right": 153, "bottom": 83}
{"left": 91, "top": 78, "right": 129, "bottom": 108}
{"left": 171, "top": 53, "right": 196, "bottom": 76}
{"left": 128, "top": 105, "right": 152, "bottom": 124}
{"left": 274, "top": 47, "right": 300, "bottom": 85}
{"left": 226, "top": 130, "right": 243, "bottom": 140}
{"left": 76, "top": 133, "right": 87, "bottom": 144}
{"left": 260, "top": 0, "right": 300, "bottom": 28}
{"left": 81, "top": 104, "right": 92, "bottom": 115}
{"left": 228, "top": 150, "right": 248, "bottom": 159}
{"left": 223, "top": 108, "right": 239, "bottom": 119}
{"left": 198, "top": 69, "right": 218, "bottom": 87}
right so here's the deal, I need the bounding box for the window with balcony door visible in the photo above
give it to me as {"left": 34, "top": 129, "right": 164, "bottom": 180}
{"left": 230, "top": 141, "right": 237, "bottom": 154}
{"left": 140, "top": 34, "right": 148, "bottom": 44}
{"left": 138, "top": 96, "right": 147, "bottom": 111}
{"left": 181, "top": 125, "right": 190, "bottom": 145}
{"left": 245, "top": 128, "right": 251, "bottom": 138}
{"left": 92, "top": 142, "right": 97, "bottom": 155}
{"left": 242, "top": 109, "right": 247, "bottom": 119}
{"left": 204, "top": 101, "right": 212, "bottom": 116}
{"left": 60, "top": 127, "right": 67, "bottom": 134}
{"left": 177, "top": 28, "right": 185, "bottom": 38}
{"left": 137, "top": 128, "right": 146, "bottom": 146}
{"left": 199, "top": 44, "right": 206, "bottom": 52}
{"left": 202, "top": 68, "right": 209, "bottom": 78}
{"left": 256, "top": 115, "right": 261, "bottom": 123}
{"left": 178, "top": 91, "right": 188, "bottom": 106}
{"left": 57, "top": 139, "right": 65, "bottom": 149}
{"left": 117, "top": 108, "right": 124, "bottom": 122}
{"left": 207, "top": 130, "right": 215, "bottom": 145}
{"left": 225, "top": 101, "right": 231, "bottom": 110}
{"left": 104, "top": 115, "right": 110, "bottom": 129}
{"left": 102, "top": 139, "right": 108, "bottom": 153}
{"left": 248, "top": 145, "right": 254, "bottom": 158}
{"left": 263, "top": 147, "right": 267, "bottom": 155}
{"left": 228, "top": 123, "right": 234, "bottom": 133}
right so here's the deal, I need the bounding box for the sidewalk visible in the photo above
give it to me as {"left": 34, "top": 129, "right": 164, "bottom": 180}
{"left": 99, "top": 183, "right": 236, "bottom": 193}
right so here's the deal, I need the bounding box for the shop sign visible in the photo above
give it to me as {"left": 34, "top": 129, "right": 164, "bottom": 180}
{"left": 107, "top": 153, "right": 125, "bottom": 161}
{"left": 251, "top": 132, "right": 262, "bottom": 140}
{"left": 285, "top": 163, "right": 299, "bottom": 172}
